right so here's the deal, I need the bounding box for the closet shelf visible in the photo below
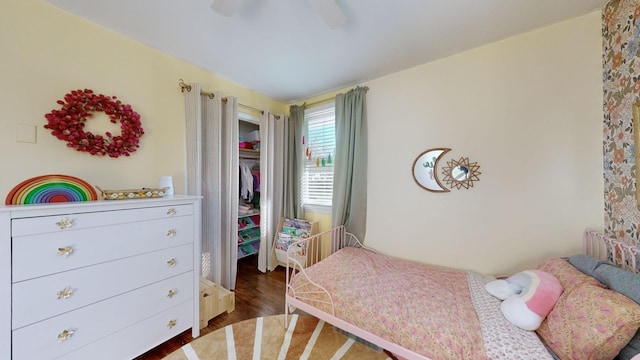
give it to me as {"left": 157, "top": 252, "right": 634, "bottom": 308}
{"left": 238, "top": 243, "right": 258, "bottom": 258}
{"left": 238, "top": 236, "right": 260, "bottom": 245}
{"left": 239, "top": 148, "right": 260, "bottom": 159}
{"left": 239, "top": 223, "right": 259, "bottom": 231}
{"left": 238, "top": 119, "right": 261, "bottom": 261}
{"left": 238, "top": 212, "right": 260, "bottom": 259}
{"left": 238, "top": 210, "right": 259, "bottom": 218}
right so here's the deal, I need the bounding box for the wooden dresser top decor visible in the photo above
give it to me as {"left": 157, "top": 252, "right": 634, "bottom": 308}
{"left": 5, "top": 174, "right": 98, "bottom": 205}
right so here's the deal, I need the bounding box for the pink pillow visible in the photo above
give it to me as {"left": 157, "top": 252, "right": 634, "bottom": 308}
{"left": 499, "top": 270, "right": 563, "bottom": 330}
{"left": 537, "top": 283, "right": 640, "bottom": 360}
{"left": 536, "top": 258, "right": 604, "bottom": 290}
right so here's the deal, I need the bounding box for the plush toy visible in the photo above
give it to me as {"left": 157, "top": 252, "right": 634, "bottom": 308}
{"left": 486, "top": 270, "right": 563, "bottom": 331}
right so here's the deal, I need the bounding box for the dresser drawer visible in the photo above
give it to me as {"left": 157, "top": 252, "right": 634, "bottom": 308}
{"left": 12, "top": 272, "right": 194, "bottom": 360}
{"left": 13, "top": 244, "right": 194, "bottom": 329}
{"left": 12, "top": 215, "right": 194, "bottom": 282}
{"left": 11, "top": 204, "right": 193, "bottom": 237}
{"left": 56, "top": 300, "right": 193, "bottom": 360}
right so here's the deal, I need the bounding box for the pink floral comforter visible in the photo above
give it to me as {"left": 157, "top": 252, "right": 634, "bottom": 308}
{"left": 289, "top": 247, "right": 551, "bottom": 360}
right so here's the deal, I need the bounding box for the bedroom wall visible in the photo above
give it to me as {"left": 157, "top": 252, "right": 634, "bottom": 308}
{"left": 2, "top": 1, "right": 606, "bottom": 276}
{"left": 0, "top": 0, "right": 286, "bottom": 199}
{"left": 358, "top": 12, "right": 604, "bottom": 275}
{"left": 602, "top": 0, "right": 640, "bottom": 246}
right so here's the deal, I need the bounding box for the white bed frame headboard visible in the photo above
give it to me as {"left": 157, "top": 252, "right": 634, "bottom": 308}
{"left": 584, "top": 229, "right": 640, "bottom": 274}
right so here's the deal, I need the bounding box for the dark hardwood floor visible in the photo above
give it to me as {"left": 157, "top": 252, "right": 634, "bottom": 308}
{"left": 136, "top": 255, "right": 287, "bottom": 359}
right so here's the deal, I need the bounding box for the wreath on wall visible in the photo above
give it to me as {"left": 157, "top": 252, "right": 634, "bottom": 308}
{"left": 44, "top": 89, "right": 144, "bottom": 158}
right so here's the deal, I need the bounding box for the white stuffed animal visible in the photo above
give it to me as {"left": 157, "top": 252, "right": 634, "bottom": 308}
{"left": 485, "top": 270, "right": 563, "bottom": 331}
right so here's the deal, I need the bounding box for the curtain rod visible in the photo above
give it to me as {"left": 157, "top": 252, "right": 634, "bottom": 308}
{"left": 179, "top": 79, "right": 280, "bottom": 119}
{"left": 298, "top": 85, "right": 368, "bottom": 108}
{"left": 301, "top": 97, "right": 334, "bottom": 109}
{"left": 178, "top": 79, "right": 215, "bottom": 99}
{"left": 236, "top": 102, "right": 263, "bottom": 115}
{"left": 230, "top": 100, "right": 280, "bottom": 119}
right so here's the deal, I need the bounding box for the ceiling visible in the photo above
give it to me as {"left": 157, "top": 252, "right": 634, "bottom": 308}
{"left": 44, "top": 0, "right": 607, "bottom": 103}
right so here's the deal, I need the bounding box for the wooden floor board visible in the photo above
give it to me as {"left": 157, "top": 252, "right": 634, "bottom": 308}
{"left": 135, "top": 255, "right": 286, "bottom": 359}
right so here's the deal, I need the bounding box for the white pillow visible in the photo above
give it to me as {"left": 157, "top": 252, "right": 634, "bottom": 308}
{"left": 485, "top": 279, "right": 516, "bottom": 300}
{"left": 503, "top": 270, "right": 563, "bottom": 330}
{"left": 500, "top": 295, "right": 545, "bottom": 331}
{"left": 486, "top": 270, "right": 563, "bottom": 331}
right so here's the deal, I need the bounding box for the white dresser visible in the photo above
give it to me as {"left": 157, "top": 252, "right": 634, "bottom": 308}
{"left": 0, "top": 196, "right": 202, "bottom": 360}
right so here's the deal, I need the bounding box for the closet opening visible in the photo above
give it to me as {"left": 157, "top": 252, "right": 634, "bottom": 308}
{"left": 237, "top": 113, "right": 262, "bottom": 271}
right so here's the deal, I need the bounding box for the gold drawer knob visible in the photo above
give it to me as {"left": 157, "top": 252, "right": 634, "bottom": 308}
{"left": 57, "top": 246, "right": 74, "bottom": 257}
{"left": 167, "top": 288, "right": 177, "bottom": 298}
{"left": 166, "top": 229, "right": 177, "bottom": 237}
{"left": 166, "top": 258, "right": 176, "bottom": 267}
{"left": 57, "top": 329, "right": 75, "bottom": 342}
{"left": 55, "top": 218, "right": 73, "bottom": 229}
{"left": 57, "top": 286, "right": 74, "bottom": 299}
{"left": 166, "top": 208, "right": 177, "bottom": 216}
{"left": 167, "top": 319, "right": 177, "bottom": 329}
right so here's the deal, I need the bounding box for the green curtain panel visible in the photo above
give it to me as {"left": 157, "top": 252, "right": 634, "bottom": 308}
{"left": 285, "top": 105, "right": 305, "bottom": 219}
{"left": 332, "top": 86, "right": 369, "bottom": 242}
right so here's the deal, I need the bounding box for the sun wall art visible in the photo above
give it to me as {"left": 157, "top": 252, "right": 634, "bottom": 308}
{"left": 412, "top": 148, "right": 481, "bottom": 192}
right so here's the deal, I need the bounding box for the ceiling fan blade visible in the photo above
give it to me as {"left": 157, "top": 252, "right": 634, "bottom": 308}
{"left": 211, "top": 0, "right": 238, "bottom": 17}
{"left": 310, "top": 0, "right": 346, "bottom": 29}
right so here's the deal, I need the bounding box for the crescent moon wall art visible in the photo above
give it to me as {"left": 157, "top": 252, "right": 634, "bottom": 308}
{"left": 412, "top": 148, "right": 482, "bottom": 192}
{"left": 412, "top": 148, "right": 451, "bottom": 192}
{"left": 5, "top": 174, "right": 98, "bottom": 205}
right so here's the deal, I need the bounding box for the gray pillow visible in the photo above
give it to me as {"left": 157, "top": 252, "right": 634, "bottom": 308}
{"left": 593, "top": 263, "right": 640, "bottom": 304}
{"left": 567, "top": 254, "right": 606, "bottom": 278}
{"left": 592, "top": 263, "right": 640, "bottom": 360}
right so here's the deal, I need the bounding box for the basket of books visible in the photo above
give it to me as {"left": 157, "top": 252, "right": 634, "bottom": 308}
{"left": 273, "top": 218, "right": 315, "bottom": 268}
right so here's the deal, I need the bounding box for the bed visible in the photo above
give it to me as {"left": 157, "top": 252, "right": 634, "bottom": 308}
{"left": 284, "top": 226, "right": 640, "bottom": 360}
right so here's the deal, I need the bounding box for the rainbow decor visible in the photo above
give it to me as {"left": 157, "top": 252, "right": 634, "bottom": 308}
{"left": 5, "top": 174, "right": 98, "bottom": 205}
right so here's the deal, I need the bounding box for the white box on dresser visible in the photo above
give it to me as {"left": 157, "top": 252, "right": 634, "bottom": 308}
{"left": 0, "top": 196, "right": 202, "bottom": 360}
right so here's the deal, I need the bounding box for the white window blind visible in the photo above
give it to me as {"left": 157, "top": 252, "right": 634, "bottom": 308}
{"left": 301, "top": 103, "right": 335, "bottom": 209}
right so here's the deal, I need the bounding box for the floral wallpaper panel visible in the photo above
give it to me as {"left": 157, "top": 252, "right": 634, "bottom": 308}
{"left": 603, "top": 0, "right": 640, "bottom": 247}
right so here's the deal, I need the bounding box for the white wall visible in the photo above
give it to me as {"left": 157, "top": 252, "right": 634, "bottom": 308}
{"left": 3, "top": 0, "right": 604, "bottom": 276}
{"left": 363, "top": 12, "right": 604, "bottom": 275}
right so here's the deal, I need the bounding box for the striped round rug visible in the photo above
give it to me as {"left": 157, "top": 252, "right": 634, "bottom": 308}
{"left": 163, "top": 314, "right": 391, "bottom": 360}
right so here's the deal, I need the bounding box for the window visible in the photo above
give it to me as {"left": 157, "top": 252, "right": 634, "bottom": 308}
{"left": 301, "top": 103, "right": 335, "bottom": 212}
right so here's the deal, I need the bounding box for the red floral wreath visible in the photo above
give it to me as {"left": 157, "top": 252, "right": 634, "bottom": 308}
{"left": 44, "top": 89, "right": 144, "bottom": 158}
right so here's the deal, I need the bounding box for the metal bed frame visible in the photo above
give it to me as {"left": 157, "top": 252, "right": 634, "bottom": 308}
{"left": 285, "top": 227, "right": 640, "bottom": 360}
